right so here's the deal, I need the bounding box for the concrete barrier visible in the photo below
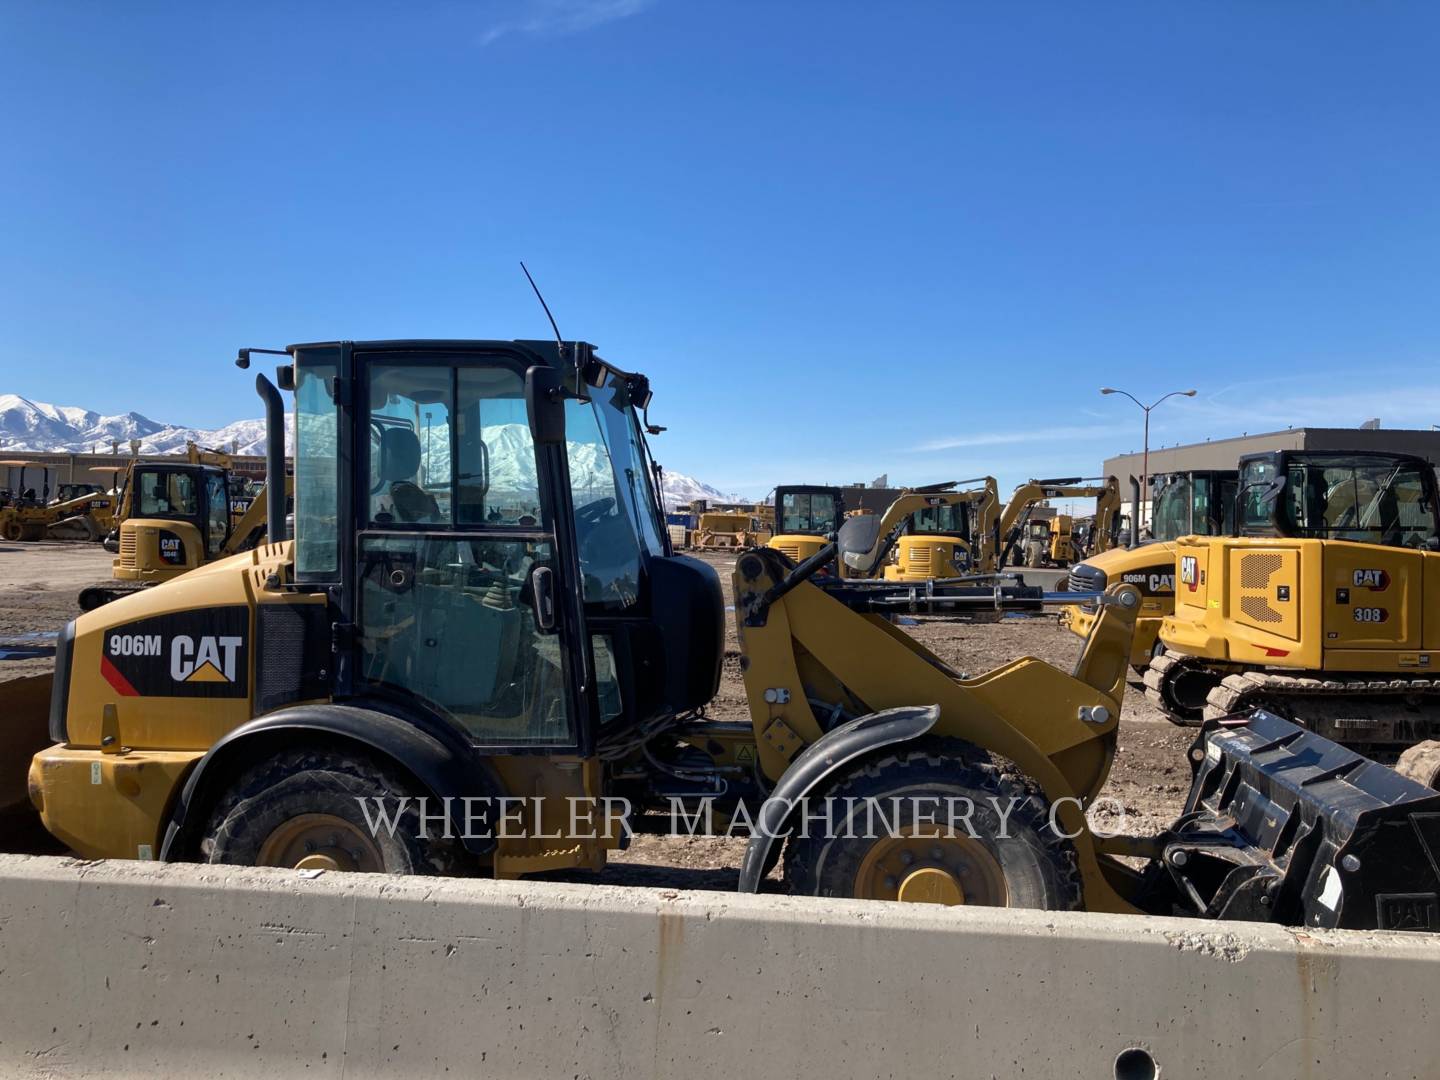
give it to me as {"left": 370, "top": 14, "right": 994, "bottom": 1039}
{"left": 0, "top": 853, "right": 1437, "bottom": 1079}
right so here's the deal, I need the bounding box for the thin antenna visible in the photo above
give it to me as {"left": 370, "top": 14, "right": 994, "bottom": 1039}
{"left": 520, "top": 262, "right": 563, "bottom": 348}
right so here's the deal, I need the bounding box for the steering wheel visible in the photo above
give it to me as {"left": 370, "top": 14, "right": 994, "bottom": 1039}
{"left": 576, "top": 497, "right": 616, "bottom": 525}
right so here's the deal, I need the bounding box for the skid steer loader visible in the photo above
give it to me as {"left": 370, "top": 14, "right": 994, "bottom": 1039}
{"left": 1061, "top": 470, "right": 1239, "bottom": 671}
{"left": 1146, "top": 450, "right": 1440, "bottom": 771}
{"left": 0, "top": 461, "right": 117, "bottom": 542}
{"left": 17, "top": 339, "right": 1440, "bottom": 931}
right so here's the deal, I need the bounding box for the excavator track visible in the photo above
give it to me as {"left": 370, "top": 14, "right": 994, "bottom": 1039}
{"left": 1142, "top": 650, "right": 1227, "bottom": 725}
{"left": 1202, "top": 671, "right": 1440, "bottom": 766}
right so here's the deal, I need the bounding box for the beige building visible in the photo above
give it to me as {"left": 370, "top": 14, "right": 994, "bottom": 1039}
{"left": 1, "top": 450, "right": 270, "bottom": 498}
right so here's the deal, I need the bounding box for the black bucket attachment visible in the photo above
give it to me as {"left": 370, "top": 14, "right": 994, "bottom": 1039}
{"left": 1160, "top": 710, "right": 1440, "bottom": 931}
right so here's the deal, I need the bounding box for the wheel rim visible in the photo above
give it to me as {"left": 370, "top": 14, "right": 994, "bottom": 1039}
{"left": 255, "top": 813, "right": 385, "bottom": 872}
{"left": 853, "top": 826, "right": 1009, "bottom": 906}
{"left": 0, "top": 520, "right": 20, "bottom": 542}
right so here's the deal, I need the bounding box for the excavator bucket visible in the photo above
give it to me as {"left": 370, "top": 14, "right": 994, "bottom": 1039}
{"left": 0, "top": 673, "right": 55, "bottom": 817}
{"left": 1159, "top": 710, "right": 1440, "bottom": 931}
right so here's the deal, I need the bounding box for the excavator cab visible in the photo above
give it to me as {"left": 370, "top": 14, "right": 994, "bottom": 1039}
{"left": 1235, "top": 449, "right": 1440, "bottom": 548}
{"left": 768, "top": 485, "right": 844, "bottom": 563}
{"left": 112, "top": 462, "right": 233, "bottom": 581}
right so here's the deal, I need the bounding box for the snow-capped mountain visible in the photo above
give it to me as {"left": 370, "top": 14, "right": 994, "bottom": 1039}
{"left": 658, "top": 471, "right": 743, "bottom": 509}
{"left": 0, "top": 394, "right": 740, "bottom": 507}
{"left": 0, "top": 394, "right": 280, "bottom": 456}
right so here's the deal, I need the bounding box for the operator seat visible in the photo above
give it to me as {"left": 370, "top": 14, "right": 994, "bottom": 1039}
{"left": 378, "top": 428, "right": 440, "bottom": 522}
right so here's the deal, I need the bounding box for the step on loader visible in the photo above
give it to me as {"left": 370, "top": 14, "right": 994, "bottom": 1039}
{"left": 11, "top": 338, "right": 1440, "bottom": 931}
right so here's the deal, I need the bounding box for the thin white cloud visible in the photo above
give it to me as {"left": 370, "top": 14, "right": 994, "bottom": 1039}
{"left": 910, "top": 424, "right": 1117, "bottom": 453}
{"left": 479, "top": 0, "right": 654, "bottom": 46}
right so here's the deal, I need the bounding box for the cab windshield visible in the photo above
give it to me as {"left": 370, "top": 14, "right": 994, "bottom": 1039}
{"left": 564, "top": 371, "right": 668, "bottom": 608}
{"left": 910, "top": 502, "right": 969, "bottom": 539}
{"left": 780, "top": 492, "right": 839, "bottom": 535}
{"left": 136, "top": 469, "right": 199, "bottom": 518}
{"left": 1242, "top": 454, "right": 1438, "bottom": 545}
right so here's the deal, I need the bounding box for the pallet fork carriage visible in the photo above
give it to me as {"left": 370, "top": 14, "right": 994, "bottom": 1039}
{"left": 16, "top": 338, "right": 1440, "bottom": 932}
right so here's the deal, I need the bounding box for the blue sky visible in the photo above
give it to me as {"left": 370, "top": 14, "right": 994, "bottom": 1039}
{"left": 1, "top": 1, "right": 1437, "bottom": 498}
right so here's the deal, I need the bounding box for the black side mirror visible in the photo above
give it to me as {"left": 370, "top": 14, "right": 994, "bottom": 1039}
{"left": 525, "top": 366, "right": 567, "bottom": 446}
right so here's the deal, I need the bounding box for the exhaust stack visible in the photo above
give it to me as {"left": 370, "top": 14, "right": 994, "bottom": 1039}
{"left": 255, "top": 373, "right": 287, "bottom": 545}
{"left": 1129, "top": 476, "right": 1141, "bottom": 548}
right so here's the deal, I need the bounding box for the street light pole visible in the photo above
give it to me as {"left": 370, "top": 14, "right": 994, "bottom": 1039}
{"left": 1099, "top": 386, "right": 1198, "bottom": 535}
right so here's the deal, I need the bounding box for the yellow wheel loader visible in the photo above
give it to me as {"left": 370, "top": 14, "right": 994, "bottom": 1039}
{"left": 767, "top": 485, "right": 844, "bottom": 563}
{"left": 1061, "top": 470, "right": 1239, "bottom": 671}
{"left": 1147, "top": 450, "right": 1440, "bottom": 766}
{"left": 18, "top": 339, "right": 1440, "bottom": 932}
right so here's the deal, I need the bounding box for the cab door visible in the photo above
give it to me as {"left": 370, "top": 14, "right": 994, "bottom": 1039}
{"left": 351, "top": 351, "right": 591, "bottom": 751}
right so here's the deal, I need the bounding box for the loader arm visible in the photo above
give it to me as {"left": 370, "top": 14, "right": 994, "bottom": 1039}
{"left": 735, "top": 545, "right": 1146, "bottom": 911}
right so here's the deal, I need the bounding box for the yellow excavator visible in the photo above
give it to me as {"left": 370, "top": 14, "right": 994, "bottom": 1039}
{"left": 876, "top": 478, "right": 999, "bottom": 581}
{"left": 1061, "top": 470, "right": 1239, "bottom": 671}
{"left": 80, "top": 447, "right": 290, "bottom": 609}
{"left": 1147, "top": 449, "right": 1440, "bottom": 772}
{"left": 17, "top": 337, "right": 1440, "bottom": 933}
{"left": 987, "top": 476, "right": 1122, "bottom": 572}
{"left": 767, "top": 485, "right": 845, "bottom": 563}
{"left": 0, "top": 461, "right": 118, "bottom": 542}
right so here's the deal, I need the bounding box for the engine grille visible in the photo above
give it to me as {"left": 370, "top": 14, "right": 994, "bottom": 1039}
{"left": 1240, "top": 553, "right": 1283, "bottom": 589}
{"left": 1068, "top": 563, "right": 1106, "bottom": 594}
{"left": 776, "top": 541, "right": 803, "bottom": 561}
{"left": 1240, "top": 594, "right": 1283, "bottom": 623}
{"left": 906, "top": 548, "right": 932, "bottom": 574}
{"left": 118, "top": 528, "right": 137, "bottom": 569}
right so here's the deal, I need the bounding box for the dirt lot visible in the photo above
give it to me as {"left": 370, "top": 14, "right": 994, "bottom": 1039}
{"left": 0, "top": 543, "right": 1193, "bottom": 886}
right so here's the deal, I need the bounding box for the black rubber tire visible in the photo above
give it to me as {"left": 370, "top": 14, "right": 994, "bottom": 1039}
{"left": 199, "top": 746, "right": 467, "bottom": 875}
{"left": 781, "top": 742, "right": 1082, "bottom": 910}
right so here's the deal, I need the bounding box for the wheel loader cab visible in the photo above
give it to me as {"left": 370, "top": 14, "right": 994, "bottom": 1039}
{"left": 295, "top": 340, "right": 722, "bottom": 752}
{"left": 34, "top": 339, "right": 723, "bottom": 872}
{"left": 112, "top": 463, "right": 233, "bottom": 580}
{"left": 767, "top": 485, "right": 844, "bottom": 563}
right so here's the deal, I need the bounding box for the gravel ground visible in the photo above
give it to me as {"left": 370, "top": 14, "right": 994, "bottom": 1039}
{"left": 0, "top": 543, "right": 1195, "bottom": 886}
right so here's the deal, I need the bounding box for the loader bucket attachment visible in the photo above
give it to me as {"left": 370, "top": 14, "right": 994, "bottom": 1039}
{"left": 1162, "top": 710, "right": 1440, "bottom": 931}
{"left": 0, "top": 673, "right": 56, "bottom": 816}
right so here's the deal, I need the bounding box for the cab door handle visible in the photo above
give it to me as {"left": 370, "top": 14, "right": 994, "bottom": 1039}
{"left": 530, "top": 565, "right": 557, "bottom": 632}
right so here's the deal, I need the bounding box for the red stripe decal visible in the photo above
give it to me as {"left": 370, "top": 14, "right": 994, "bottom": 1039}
{"left": 1262, "top": 647, "right": 1290, "bottom": 657}
{"left": 100, "top": 654, "right": 139, "bottom": 697}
